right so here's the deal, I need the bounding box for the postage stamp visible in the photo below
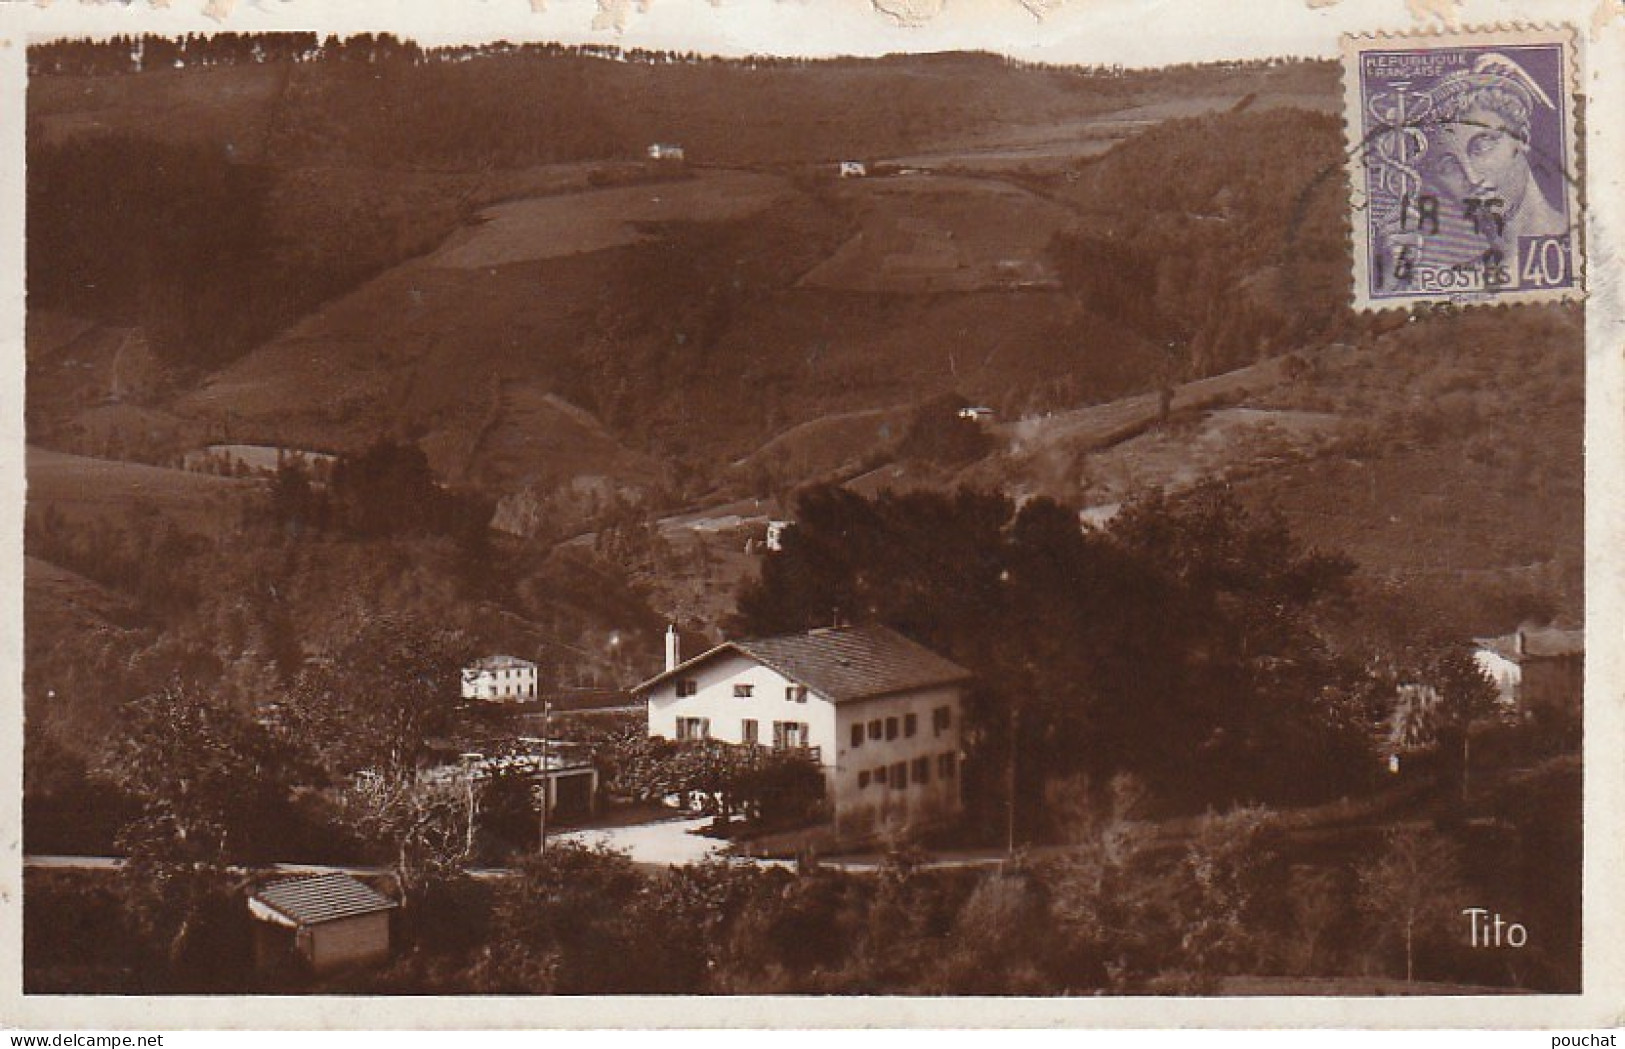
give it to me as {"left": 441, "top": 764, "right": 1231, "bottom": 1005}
{"left": 1342, "top": 26, "right": 1582, "bottom": 309}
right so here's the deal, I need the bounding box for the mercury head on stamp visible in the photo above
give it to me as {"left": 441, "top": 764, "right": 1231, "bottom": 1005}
{"left": 1423, "top": 53, "right": 1566, "bottom": 248}
{"left": 1344, "top": 27, "right": 1581, "bottom": 309}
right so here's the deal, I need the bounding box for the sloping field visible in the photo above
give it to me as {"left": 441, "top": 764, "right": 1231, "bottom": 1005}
{"left": 732, "top": 406, "right": 909, "bottom": 482}
{"left": 24, "top": 556, "right": 142, "bottom": 637}
{"left": 431, "top": 172, "right": 790, "bottom": 269}
{"left": 880, "top": 91, "right": 1338, "bottom": 173}
{"left": 25, "top": 312, "right": 193, "bottom": 458}
{"left": 987, "top": 354, "right": 1296, "bottom": 470}
{"left": 1068, "top": 407, "right": 1343, "bottom": 509}
{"left": 843, "top": 461, "right": 959, "bottom": 500}
{"left": 468, "top": 386, "right": 666, "bottom": 494}
{"left": 27, "top": 317, "right": 140, "bottom": 422}
{"left": 30, "top": 63, "right": 291, "bottom": 154}
{"left": 65, "top": 404, "right": 203, "bottom": 458}
{"left": 27, "top": 447, "right": 256, "bottom": 533}
{"left": 175, "top": 246, "right": 623, "bottom": 456}
{"left": 798, "top": 175, "right": 1070, "bottom": 293}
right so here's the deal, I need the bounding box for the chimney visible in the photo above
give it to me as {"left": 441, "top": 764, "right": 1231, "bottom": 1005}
{"left": 665, "top": 624, "right": 681, "bottom": 671}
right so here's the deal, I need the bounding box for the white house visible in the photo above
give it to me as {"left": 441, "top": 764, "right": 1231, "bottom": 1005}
{"left": 839, "top": 161, "right": 868, "bottom": 178}
{"left": 635, "top": 623, "right": 970, "bottom": 836}
{"left": 647, "top": 143, "right": 685, "bottom": 161}
{"left": 765, "top": 520, "right": 793, "bottom": 552}
{"left": 957, "top": 406, "right": 996, "bottom": 422}
{"left": 1472, "top": 626, "right": 1583, "bottom": 715}
{"left": 462, "top": 655, "right": 538, "bottom": 703}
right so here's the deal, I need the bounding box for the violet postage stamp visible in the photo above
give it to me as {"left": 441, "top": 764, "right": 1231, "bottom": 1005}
{"left": 1342, "top": 26, "right": 1582, "bottom": 310}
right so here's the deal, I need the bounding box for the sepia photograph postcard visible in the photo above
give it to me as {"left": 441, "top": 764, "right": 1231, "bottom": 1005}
{"left": 1, "top": 0, "right": 1622, "bottom": 1032}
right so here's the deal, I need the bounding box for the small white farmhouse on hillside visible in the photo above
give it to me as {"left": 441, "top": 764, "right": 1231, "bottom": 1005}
{"left": 635, "top": 624, "right": 970, "bottom": 836}
{"left": 462, "top": 655, "right": 538, "bottom": 703}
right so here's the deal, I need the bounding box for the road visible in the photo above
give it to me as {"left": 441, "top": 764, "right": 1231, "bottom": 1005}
{"left": 24, "top": 855, "right": 512, "bottom": 881}
{"left": 23, "top": 775, "right": 1435, "bottom": 878}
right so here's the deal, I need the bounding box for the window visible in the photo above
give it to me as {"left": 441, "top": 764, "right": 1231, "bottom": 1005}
{"left": 933, "top": 706, "right": 952, "bottom": 734}
{"left": 938, "top": 752, "right": 957, "bottom": 779}
{"left": 676, "top": 717, "right": 710, "bottom": 741}
{"left": 734, "top": 683, "right": 755, "bottom": 698}
{"left": 885, "top": 717, "right": 899, "bottom": 741}
{"left": 742, "top": 719, "right": 759, "bottom": 745}
{"left": 858, "top": 770, "right": 871, "bottom": 789}
{"left": 786, "top": 685, "right": 807, "bottom": 703}
{"left": 875, "top": 765, "right": 888, "bottom": 785}
{"left": 850, "top": 724, "right": 864, "bottom": 749}
{"left": 904, "top": 713, "right": 918, "bottom": 738}
{"left": 773, "top": 721, "right": 808, "bottom": 749}
{"left": 912, "top": 757, "right": 930, "bottom": 784}
{"left": 890, "top": 762, "right": 907, "bottom": 790}
{"left": 676, "top": 679, "right": 698, "bottom": 698}
{"left": 868, "top": 719, "right": 882, "bottom": 741}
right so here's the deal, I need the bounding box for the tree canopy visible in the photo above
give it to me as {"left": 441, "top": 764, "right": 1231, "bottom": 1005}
{"left": 737, "top": 483, "right": 1370, "bottom": 815}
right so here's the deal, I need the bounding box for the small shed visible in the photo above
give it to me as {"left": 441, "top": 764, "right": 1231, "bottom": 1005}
{"left": 248, "top": 873, "right": 398, "bottom": 975}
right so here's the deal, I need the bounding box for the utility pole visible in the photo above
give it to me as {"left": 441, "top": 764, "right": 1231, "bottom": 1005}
{"left": 538, "top": 693, "right": 552, "bottom": 856}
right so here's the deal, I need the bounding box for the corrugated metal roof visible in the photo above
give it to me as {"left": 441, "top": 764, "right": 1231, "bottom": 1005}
{"left": 636, "top": 624, "right": 971, "bottom": 704}
{"left": 251, "top": 874, "right": 398, "bottom": 927}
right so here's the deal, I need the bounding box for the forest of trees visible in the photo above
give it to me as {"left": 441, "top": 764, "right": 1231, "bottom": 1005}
{"left": 1049, "top": 107, "right": 1356, "bottom": 382}
{"left": 738, "top": 483, "right": 1383, "bottom": 822}
{"left": 29, "top": 33, "right": 1323, "bottom": 78}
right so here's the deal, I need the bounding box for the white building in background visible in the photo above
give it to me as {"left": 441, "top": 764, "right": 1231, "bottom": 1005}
{"left": 839, "top": 161, "right": 868, "bottom": 178}
{"left": 1472, "top": 626, "right": 1584, "bottom": 715}
{"left": 635, "top": 623, "right": 970, "bottom": 836}
{"left": 461, "top": 655, "right": 538, "bottom": 703}
{"left": 765, "top": 520, "right": 793, "bottom": 552}
{"left": 646, "top": 143, "right": 685, "bottom": 161}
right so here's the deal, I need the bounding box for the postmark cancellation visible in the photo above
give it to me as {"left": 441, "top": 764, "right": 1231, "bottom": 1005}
{"left": 1342, "top": 25, "right": 1582, "bottom": 310}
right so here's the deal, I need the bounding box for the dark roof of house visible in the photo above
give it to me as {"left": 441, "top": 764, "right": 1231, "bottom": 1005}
{"left": 1475, "top": 627, "right": 1584, "bottom": 663}
{"left": 634, "top": 623, "right": 971, "bottom": 704}
{"left": 251, "top": 873, "right": 398, "bottom": 927}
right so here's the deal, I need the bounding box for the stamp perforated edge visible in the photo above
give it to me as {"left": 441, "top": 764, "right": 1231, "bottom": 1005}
{"left": 1339, "top": 23, "right": 1585, "bottom": 313}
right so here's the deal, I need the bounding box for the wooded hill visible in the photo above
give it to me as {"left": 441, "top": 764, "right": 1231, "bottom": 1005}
{"left": 26, "top": 38, "right": 1580, "bottom": 710}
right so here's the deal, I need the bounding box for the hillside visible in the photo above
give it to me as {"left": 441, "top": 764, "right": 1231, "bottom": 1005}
{"left": 26, "top": 447, "right": 257, "bottom": 533}
{"left": 913, "top": 305, "right": 1584, "bottom": 641}
{"left": 25, "top": 42, "right": 1579, "bottom": 644}
{"left": 28, "top": 48, "right": 1340, "bottom": 488}
{"left": 29, "top": 49, "right": 1333, "bottom": 169}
